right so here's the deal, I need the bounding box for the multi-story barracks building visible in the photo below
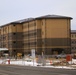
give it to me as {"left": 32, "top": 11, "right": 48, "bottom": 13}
{"left": 0, "top": 15, "right": 72, "bottom": 56}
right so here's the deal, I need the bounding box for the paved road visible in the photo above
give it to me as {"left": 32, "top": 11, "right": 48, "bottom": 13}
{"left": 0, "top": 65, "right": 76, "bottom": 75}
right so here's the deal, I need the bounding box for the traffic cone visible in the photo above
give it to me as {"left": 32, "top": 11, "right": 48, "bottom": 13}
{"left": 50, "top": 60, "right": 53, "bottom": 65}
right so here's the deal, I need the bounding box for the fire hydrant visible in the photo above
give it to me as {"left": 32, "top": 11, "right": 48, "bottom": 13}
{"left": 8, "top": 59, "right": 10, "bottom": 64}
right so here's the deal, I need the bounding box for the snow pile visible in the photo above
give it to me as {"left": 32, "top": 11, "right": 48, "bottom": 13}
{"left": 0, "top": 58, "right": 76, "bottom": 69}
{"left": 72, "top": 59, "right": 76, "bottom": 64}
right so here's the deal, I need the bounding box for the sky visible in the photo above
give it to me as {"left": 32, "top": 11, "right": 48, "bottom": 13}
{"left": 0, "top": 0, "right": 76, "bottom": 30}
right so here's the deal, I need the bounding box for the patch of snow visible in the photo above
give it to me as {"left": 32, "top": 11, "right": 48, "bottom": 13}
{"left": 0, "top": 58, "right": 76, "bottom": 69}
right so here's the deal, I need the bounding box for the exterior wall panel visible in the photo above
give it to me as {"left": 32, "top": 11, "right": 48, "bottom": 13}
{"left": 46, "top": 19, "right": 69, "bottom": 38}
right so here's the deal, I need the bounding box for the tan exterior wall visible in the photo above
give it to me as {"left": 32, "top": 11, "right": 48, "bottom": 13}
{"left": 36, "top": 20, "right": 41, "bottom": 29}
{"left": 8, "top": 24, "right": 22, "bottom": 33}
{"left": 29, "top": 21, "right": 35, "bottom": 31}
{"left": 23, "top": 23, "right": 29, "bottom": 32}
{"left": 8, "top": 24, "right": 12, "bottom": 33}
{"left": 45, "top": 19, "right": 70, "bottom": 38}
{"left": 1, "top": 27, "right": 3, "bottom": 35}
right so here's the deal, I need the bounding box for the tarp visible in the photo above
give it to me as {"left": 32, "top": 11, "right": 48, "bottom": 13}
{"left": 0, "top": 48, "right": 8, "bottom": 51}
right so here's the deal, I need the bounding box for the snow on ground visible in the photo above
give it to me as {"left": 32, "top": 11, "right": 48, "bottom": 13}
{"left": 0, "top": 58, "right": 76, "bottom": 69}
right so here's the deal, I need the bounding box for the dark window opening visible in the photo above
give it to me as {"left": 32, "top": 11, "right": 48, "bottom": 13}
{"left": 13, "top": 41, "right": 16, "bottom": 43}
{"left": 13, "top": 50, "right": 16, "bottom": 52}
{"left": 75, "top": 47, "right": 76, "bottom": 49}
{"left": 71, "top": 41, "right": 74, "bottom": 44}
{"left": 13, "top": 24, "right": 16, "bottom": 26}
{"left": 13, "top": 33, "right": 16, "bottom": 35}
{"left": 72, "top": 47, "right": 74, "bottom": 49}
{"left": 34, "top": 32, "right": 36, "bottom": 35}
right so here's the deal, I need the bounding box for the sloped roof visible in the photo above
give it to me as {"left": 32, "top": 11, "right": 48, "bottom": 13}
{"left": 35, "top": 15, "right": 72, "bottom": 19}
{"left": 0, "top": 15, "right": 72, "bottom": 27}
{"left": 11, "top": 18, "right": 35, "bottom": 24}
{"left": 12, "top": 15, "right": 72, "bottom": 24}
{"left": 0, "top": 18, "right": 35, "bottom": 27}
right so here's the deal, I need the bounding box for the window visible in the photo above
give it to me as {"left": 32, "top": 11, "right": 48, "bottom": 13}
{"left": 13, "top": 50, "right": 16, "bottom": 52}
{"left": 13, "top": 24, "right": 15, "bottom": 26}
{"left": 75, "top": 47, "right": 76, "bottom": 49}
{"left": 71, "top": 41, "right": 74, "bottom": 44}
{"left": 71, "top": 47, "right": 74, "bottom": 49}
{"left": 13, "top": 33, "right": 16, "bottom": 35}
{"left": 22, "top": 43, "right": 24, "bottom": 46}
{"left": 28, "top": 43, "right": 30, "bottom": 45}
{"left": 30, "top": 42, "right": 36, "bottom": 46}
{"left": 72, "top": 47, "right": 76, "bottom": 50}
{"left": 75, "top": 41, "right": 76, "bottom": 44}
{"left": 34, "top": 32, "right": 36, "bottom": 35}
{"left": 13, "top": 41, "right": 16, "bottom": 43}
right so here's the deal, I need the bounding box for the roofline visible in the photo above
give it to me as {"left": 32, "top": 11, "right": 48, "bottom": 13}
{"left": 0, "top": 23, "right": 11, "bottom": 28}
{"left": 0, "top": 15, "right": 73, "bottom": 27}
{"left": 0, "top": 19, "right": 36, "bottom": 27}
{"left": 35, "top": 14, "right": 73, "bottom": 19}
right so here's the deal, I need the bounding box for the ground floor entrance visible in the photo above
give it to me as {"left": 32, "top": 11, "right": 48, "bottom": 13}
{"left": 52, "top": 48, "right": 64, "bottom": 55}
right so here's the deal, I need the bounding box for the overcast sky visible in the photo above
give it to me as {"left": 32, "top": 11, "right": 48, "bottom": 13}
{"left": 0, "top": 0, "right": 76, "bottom": 30}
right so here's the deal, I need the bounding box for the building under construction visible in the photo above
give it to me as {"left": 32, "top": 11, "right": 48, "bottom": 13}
{"left": 0, "top": 15, "right": 72, "bottom": 56}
